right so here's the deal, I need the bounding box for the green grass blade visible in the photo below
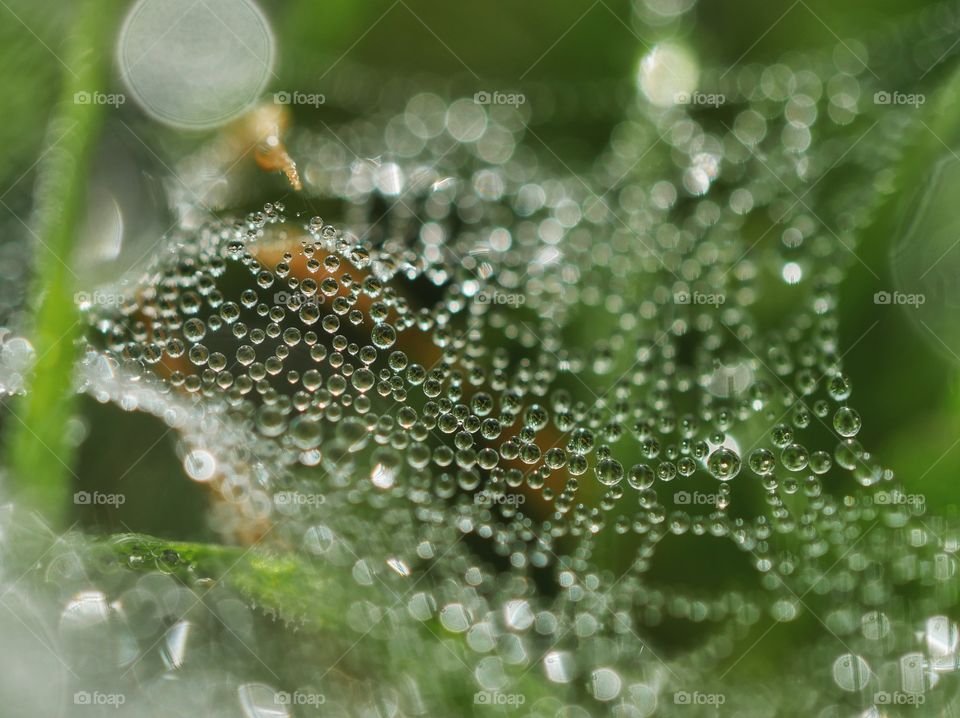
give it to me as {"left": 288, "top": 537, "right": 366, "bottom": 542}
{"left": 4, "top": 0, "right": 123, "bottom": 525}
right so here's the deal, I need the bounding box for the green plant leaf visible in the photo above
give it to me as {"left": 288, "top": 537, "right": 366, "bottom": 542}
{"left": 4, "top": 0, "right": 124, "bottom": 526}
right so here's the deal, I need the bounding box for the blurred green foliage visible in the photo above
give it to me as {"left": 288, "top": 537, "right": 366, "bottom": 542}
{"left": 1, "top": 0, "right": 960, "bottom": 678}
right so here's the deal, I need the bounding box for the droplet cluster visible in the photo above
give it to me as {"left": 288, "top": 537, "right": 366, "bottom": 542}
{"left": 9, "top": 2, "right": 960, "bottom": 714}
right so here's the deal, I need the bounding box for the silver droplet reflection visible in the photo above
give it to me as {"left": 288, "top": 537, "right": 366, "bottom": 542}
{"left": 118, "top": 0, "right": 275, "bottom": 129}
{"left": 590, "top": 668, "right": 623, "bottom": 701}
{"left": 238, "top": 682, "right": 289, "bottom": 718}
{"left": 832, "top": 653, "right": 871, "bottom": 692}
{"left": 544, "top": 650, "right": 575, "bottom": 683}
{"left": 637, "top": 43, "right": 698, "bottom": 108}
